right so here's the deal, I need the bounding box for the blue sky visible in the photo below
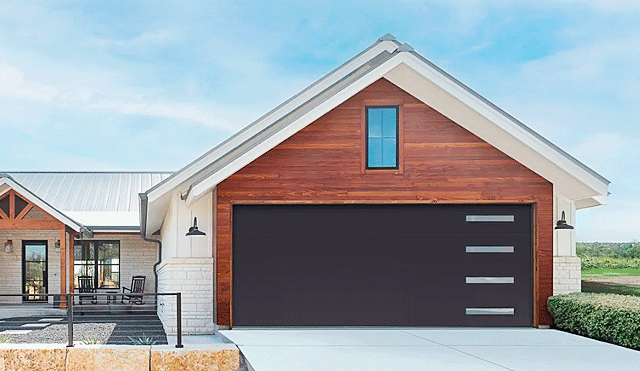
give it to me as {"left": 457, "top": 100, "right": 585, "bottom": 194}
{"left": 0, "top": 1, "right": 638, "bottom": 241}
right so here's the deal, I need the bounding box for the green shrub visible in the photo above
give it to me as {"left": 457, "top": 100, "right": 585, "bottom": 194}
{"left": 548, "top": 292, "right": 640, "bottom": 349}
{"left": 580, "top": 256, "right": 640, "bottom": 269}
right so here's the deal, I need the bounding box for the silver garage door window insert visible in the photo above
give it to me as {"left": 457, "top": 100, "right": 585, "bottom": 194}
{"left": 466, "top": 308, "right": 515, "bottom": 315}
{"left": 465, "top": 246, "right": 515, "bottom": 253}
{"left": 466, "top": 215, "right": 515, "bottom": 222}
{"left": 466, "top": 277, "right": 515, "bottom": 284}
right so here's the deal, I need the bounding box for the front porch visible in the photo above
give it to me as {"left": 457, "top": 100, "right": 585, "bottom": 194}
{"left": 0, "top": 179, "right": 158, "bottom": 311}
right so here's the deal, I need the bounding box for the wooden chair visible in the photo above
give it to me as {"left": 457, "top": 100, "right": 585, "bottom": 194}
{"left": 78, "top": 275, "right": 97, "bottom": 305}
{"left": 121, "top": 276, "right": 146, "bottom": 305}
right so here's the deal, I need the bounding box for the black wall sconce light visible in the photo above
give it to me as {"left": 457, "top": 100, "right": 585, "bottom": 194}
{"left": 555, "top": 211, "right": 574, "bottom": 230}
{"left": 186, "top": 217, "right": 206, "bottom": 236}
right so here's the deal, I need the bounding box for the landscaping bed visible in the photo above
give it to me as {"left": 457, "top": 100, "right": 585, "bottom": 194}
{"left": 548, "top": 292, "right": 640, "bottom": 350}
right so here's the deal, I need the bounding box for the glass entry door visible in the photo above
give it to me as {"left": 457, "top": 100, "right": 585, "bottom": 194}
{"left": 23, "top": 241, "right": 48, "bottom": 301}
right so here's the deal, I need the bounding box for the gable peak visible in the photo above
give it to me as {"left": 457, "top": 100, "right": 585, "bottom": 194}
{"left": 377, "top": 33, "right": 397, "bottom": 42}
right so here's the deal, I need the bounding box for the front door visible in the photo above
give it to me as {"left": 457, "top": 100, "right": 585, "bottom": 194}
{"left": 23, "top": 240, "right": 48, "bottom": 301}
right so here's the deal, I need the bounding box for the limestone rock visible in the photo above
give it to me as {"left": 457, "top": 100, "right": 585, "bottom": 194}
{"left": 66, "top": 346, "right": 150, "bottom": 371}
{"left": 0, "top": 348, "right": 66, "bottom": 371}
{"left": 150, "top": 349, "right": 239, "bottom": 371}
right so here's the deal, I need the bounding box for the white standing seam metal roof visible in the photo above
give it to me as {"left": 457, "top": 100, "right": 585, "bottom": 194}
{"left": 5, "top": 172, "right": 172, "bottom": 229}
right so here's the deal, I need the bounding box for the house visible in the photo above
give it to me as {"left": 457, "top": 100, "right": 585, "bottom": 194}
{"left": 141, "top": 35, "right": 609, "bottom": 331}
{"left": 0, "top": 172, "right": 169, "bottom": 309}
{"left": 1, "top": 35, "right": 609, "bottom": 333}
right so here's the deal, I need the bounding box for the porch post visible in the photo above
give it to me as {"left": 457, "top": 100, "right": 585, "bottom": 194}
{"left": 59, "top": 227, "right": 67, "bottom": 309}
{"left": 68, "top": 229, "right": 75, "bottom": 296}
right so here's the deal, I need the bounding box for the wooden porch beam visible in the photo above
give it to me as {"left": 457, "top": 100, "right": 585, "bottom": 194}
{"left": 16, "top": 203, "right": 34, "bottom": 220}
{"left": 8, "top": 190, "right": 14, "bottom": 219}
{"left": 0, "top": 219, "right": 64, "bottom": 230}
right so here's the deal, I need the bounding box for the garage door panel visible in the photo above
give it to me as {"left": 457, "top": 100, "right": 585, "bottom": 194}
{"left": 237, "top": 204, "right": 531, "bottom": 236}
{"left": 233, "top": 204, "right": 533, "bottom": 327}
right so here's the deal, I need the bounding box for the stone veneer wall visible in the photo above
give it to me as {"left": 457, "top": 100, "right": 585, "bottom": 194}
{"left": 80, "top": 233, "right": 158, "bottom": 294}
{"left": 0, "top": 230, "right": 61, "bottom": 304}
{"left": 157, "top": 258, "right": 216, "bottom": 335}
{"left": 553, "top": 256, "right": 581, "bottom": 295}
{"left": 0, "top": 231, "right": 157, "bottom": 303}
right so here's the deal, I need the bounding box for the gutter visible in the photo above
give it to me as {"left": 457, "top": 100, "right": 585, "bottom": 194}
{"left": 139, "top": 193, "right": 161, "bottom": 302}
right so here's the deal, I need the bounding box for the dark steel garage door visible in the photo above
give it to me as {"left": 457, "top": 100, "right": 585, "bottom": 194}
{"left": 232, "top": 204, "right": 533, "bottom": 327}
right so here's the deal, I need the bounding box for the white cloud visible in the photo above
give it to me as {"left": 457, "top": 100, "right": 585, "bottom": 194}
{"left": 93, "top": 100, "right": 237, "bottom": 130}
{"left": 577, "top": 201, "right": 640, "bottom": 242}
{"left": 89, "top": 28, "right": 181, "bottom": 56}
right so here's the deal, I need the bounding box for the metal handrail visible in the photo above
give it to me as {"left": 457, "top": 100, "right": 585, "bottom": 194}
{"left": 0, "top": 292, "right": 183, "bottom": 348}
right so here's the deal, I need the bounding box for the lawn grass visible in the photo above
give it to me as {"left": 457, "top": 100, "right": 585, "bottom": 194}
{"left": 581, "top": 267, "right": 640, "bottom": 278}
{"left": 581, "top": 280, "right": 640, "bottom": 297}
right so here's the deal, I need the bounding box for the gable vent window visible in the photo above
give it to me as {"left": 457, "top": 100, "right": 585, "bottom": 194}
{"left": 366, "top": 106, "right": 398, "bottom": 169}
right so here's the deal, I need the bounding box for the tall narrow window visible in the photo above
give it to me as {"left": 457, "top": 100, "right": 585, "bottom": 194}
{"left": 366, "top": 106, "right": 398, "bottom": 169}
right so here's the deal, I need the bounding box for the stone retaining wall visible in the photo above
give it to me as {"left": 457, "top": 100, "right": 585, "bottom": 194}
{"left": 0, "top": 344, "right": 239, "bottom": 371}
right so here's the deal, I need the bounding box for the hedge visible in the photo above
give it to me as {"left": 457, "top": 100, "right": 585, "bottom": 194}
{"left": 547, "top": 292, "right": 640, "bottom": 349}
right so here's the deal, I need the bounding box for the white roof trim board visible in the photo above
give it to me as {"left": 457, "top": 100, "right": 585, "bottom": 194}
{"left": 0, "top": 174, "right": 84, "bottom": 233}
{"left": 141, "top": 34, "right": 610, "bottom": 237}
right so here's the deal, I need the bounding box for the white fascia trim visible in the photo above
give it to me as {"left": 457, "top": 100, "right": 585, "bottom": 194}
{"left": 575, "top": 195, "right": 609, "bottom": 209}
{"left": 394, "top": 53, "right": 609, "bottom": 197}
{"left": 185, "top": 55, "right": 408, "bottom": 204}
{"left": 146, "top": 40, "right": 400, "bottom": 203}
{"left": 0, "top": 177, "right": 84, "bottom": 232}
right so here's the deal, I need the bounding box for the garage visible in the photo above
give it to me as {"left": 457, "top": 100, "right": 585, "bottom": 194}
{"left": 232, "top": 204, "right": 533, "bottom": 327}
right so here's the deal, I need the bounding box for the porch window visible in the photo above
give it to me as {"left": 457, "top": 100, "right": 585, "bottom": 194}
{"left": 74, "top": 240, "right": 120, "bottom": 289}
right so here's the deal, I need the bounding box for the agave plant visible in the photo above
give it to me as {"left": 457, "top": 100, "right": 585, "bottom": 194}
{"left": 128, "top": 334, "right": 158, "bottom": 345}
{"left": 80, "top": 334, "right": 102, "bottom": 345}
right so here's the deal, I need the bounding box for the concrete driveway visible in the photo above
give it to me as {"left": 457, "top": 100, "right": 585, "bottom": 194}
{"left": 221, "top": 328, "right": 640, "bottom": 371}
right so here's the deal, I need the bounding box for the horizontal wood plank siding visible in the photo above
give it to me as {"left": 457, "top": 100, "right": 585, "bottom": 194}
{"left": 216, "top": 78, "right": 553, "bottom": 327}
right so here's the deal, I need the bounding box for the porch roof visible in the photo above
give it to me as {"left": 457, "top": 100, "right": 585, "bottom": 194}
{"left": 0, "top": 174, "right": 86, "bottom": 234}
{"left": 4, "top": 172, "right": 171, "bottom": 231}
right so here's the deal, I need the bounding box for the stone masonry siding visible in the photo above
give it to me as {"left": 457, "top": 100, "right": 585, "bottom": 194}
{"left": 80, "top": 233, "right": 157, "bottom": 293}
{"left": 0, "top": 230, "right": 61, "bottom": 304}
{"left": 0, "top": 231, "right": 157, "bottom": 303}
{"left": 157, "top": 258, "right": 215, "bottom": 335}
{"left": 553, "top": 256, "right": 581, "bottom": 295}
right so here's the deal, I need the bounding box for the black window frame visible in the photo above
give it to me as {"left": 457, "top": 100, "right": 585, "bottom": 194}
{"left": 365, "top": 105, "right": 400, "bottom": 170}
{"left": 73, "top": 240, "right": 121, "bottom": 289}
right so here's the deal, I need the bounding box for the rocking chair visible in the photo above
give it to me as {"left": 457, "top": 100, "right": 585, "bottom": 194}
{"left": 121, "top": 275, "right": 146, "bottom": 305}
{"left": 78, "top": 275, "right": 97, "bottom": 305}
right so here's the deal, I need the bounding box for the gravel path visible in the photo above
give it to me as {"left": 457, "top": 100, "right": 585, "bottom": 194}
{"left": 5, "top": 323, "right": 116, "bottom": 344}
{"left": 0, "top": 313, "right": 168, "bottom": 345}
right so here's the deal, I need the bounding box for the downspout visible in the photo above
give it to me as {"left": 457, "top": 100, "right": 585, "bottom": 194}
{"left": 139, "top": 193, "right": 161, "bottom": 309}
